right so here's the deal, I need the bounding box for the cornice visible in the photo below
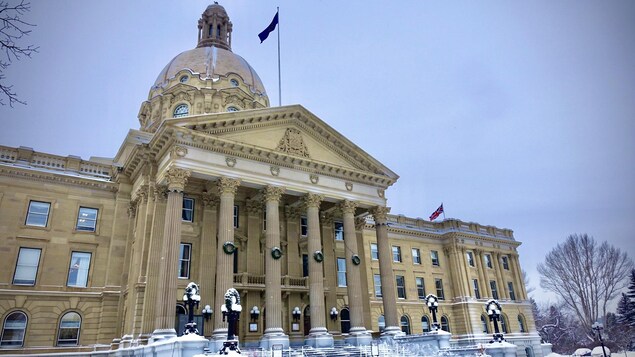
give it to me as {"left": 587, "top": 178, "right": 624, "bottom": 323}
{"left": 0, "top": 165, "right": 117, "bottom": 193}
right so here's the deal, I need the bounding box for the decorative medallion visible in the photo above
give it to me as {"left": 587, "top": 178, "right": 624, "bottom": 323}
{"left": 351, "top": 254, "right": 361, "bottom": 266}
{"left": 270, "top": 166, "right": 280, "bottom": 176}
{"left": 345, "top": 182, "right": 353, "bottom": 191}
{"left": 276, "top": 128, "right": 310, "bottom": 158}
{"left": 226, "top": 157, "right": 237, "bottom": 167}
{"left": 310, "top": 174, "right": 319, "bottom": 184}
{"left": 377, "top": 189, "right": 385, "bottom": 198}
{"left": 271, "top": 247, "right": 283, "bottom": 260}
{"left": 170, "top": 145, "right": 188, "bottom": 159}
{"left": 223, "top": 241, "right": 236, "bottom": 255}
{"left": 313, "top": 250, "right": 324, "bottom": 263}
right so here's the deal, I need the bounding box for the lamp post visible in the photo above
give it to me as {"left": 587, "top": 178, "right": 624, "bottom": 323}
{"left": 592, "top": 322, "right": 608, "bottom": 357}
{"left": 485, "top": 299, "right": 504, "bottom": 343}
{"left": 330, "top": 307, "right": 339, "bottom": 321}
{"left": 182, "top": 282, "right": 201, "bottom": 335}
{"left": 425, "top": 294, "right": 440, "bottom": 331}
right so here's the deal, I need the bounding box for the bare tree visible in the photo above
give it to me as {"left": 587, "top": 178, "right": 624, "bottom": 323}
{"left": 538, "top": 234, "right": 633, "bottom": 341}
{"left": 1, "top": 0, "right": 38, "bottom": 106}
{"left": 523, "top": 269, "right": 536, "bottom": 296}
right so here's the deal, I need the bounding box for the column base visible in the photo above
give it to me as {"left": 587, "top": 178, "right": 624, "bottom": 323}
{"left": 150, "top": 328, "right": 177, "bottom": 344}
{"left": 344, "top": 327, "right": 372, "bottom": 346}
{"left": 429, "top": 329, "right": 451, "bottom": 349}
{"left": 305, "top": 327, "right": 334, "bottom": 348}
{"left": 380, "top": 326, "right": 405, "bottom": 341}
{"left": 259, "top": 329, "right": 290, "bottom": 349}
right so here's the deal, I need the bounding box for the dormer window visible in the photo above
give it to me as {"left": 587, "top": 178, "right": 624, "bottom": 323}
{"left": 230, "top": 79, "right": 239, "bottom": 87}
{"left": 227, "top": 106, "right": 239, "bottom": 112}
{"left": 179, "top": 75, "right": 188, "bottom": 83}
{"left": 173, "top": 104, "right": 189, "bottom": 118}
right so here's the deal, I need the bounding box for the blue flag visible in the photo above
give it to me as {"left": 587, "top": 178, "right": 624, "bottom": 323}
{"left": 258, "top": 12, "right": 279, "bottom": 43}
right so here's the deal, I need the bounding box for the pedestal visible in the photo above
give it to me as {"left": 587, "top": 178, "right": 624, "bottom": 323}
{"left": 260, "top": 328, "right": 290, "bottom": 349}
{"left": 344, "top": 327, "right": 372, "bottom": 346}
{"left": 305, "top": 327, "right": 334, "bottom": 348}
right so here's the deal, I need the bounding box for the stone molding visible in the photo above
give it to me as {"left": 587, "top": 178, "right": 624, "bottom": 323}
{"left": 217, "top": 177, "right": 240, "bottom": 195}
{"left": 165, "top": 167, "right": 191, "bottom": 192}
{"left": 284, "top": 206, "right": 301, "bottom": 220}
{"left": 338, "top": 200, "right": 358, "bottom": 215}
{"left": 302, "top": 193, "right": 323, "bottom": 209}
{"left": 263, "top": 185, "right": 285, "bottom": 202}
{"left": 246, "top": 198, "right": 263, "bottom": 214}
{"left": 128, "top": 201, "right": 137, "bottom": 218}
{"left": 201, "top": 192, "right": 219, "bottom": 208}
{"left": 135, "top": 185, "right": 149, "bottom": 203}
{"left": 276, "top": 128, "right": 310, "bottom": 158}
{"left": 153, "top": 185, "right": 168, "bottom": 202}
{"left": 370, "top": 206, "right": 390, "bottom": 223}
{"left": 0, "top": 166, "right": 117, "bottom": 192}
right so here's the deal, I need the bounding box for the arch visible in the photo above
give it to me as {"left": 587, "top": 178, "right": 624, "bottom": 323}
{"left": 440, "top": 315, "right": 450, "bottom": 332}
{"left": 421, "top": 315, "right": 430, "bottom": 333}
{"left": 175, "top": 304, "right": 187, "bottom": 336}
{"left": 518, "top": 314, "right": 527, "bottom": 333}
{"left": 525, "top": 346, "right": 535, "bottom": 357}
{"left": 173, "top": 103, "right": 189, "bottom": 118}
{"left": 57, "top": 312, "right": 81, "bottom": 346}
{"left": 1, "top": 311, "right": 27, "bottom": 347}
{"left": 377, "top": 314, "right": 385, "bottom": 333}
{"left": 500, "top": 314, "right": 509, "bottom": 334}
{"left": 481, "top": 314, "right": 490, "bottom": 334}
{"left": 400, "top": 315, "right": 411, "bottom": 335}
{"left": 340, "top": 307, "right": 350, "bottom": 334}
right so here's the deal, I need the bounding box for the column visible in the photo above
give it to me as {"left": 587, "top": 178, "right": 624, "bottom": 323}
{"left": 340, "top": 201, "right": 372, "bottom": 346}
{"left": 304, "top": 193, "right": 334, "bottom": 348}
{"left": 371, "top": 206, "right": 401, "bottom": 337}
{"left": 199, "top": 189, "right": 219, "bottom": 337}
{"left": 475, "top": 249, "right": 486, "bottom": 299}
{"left": 212, "top": 177, "right": 241, "bottom": 343}
{"left": 152, "top": 167, "right": 190, "bottom": 340}
{"left": 260, "top": 186, "right": 290, "bottom": 348}
{"left": 493, "top": 253, "right": 509, "bottom": 299}
{"left": 511, "top": 254, "right": 527, "bottom": 300}
{"left": 477, "top": 250, "right": 492, "bottom": 297}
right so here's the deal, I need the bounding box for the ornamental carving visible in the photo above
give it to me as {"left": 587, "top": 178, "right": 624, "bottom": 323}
{"left": 169, "top": 91, "right": 192, "bottom": 107}
{"left": 170, "top": 145, "right": 188, "bottom": 159}
{"left": 339, "top": 200, "right": 358, "bottom": 215}
{"left": 270, "top": 166, "right": 280, "bottom": 176}
{"left": 377, "top": 189, "right": 385, "bottom": 198}
{"left": 135, "top": 185, "right": 149, "bottom": 203}
{"left": 201, "top": 192, "right": 219, "bottom": 208}
{"left": 285, "top": 206, "right": 301, "bottom": 220}
{"left": 217, "top": 177, "right": 240, "bottom": 195}
{"left": 246, "top": 198, "right": 263, "bottom": 214}
{"left": 165, "top": 167, "right": 191, "bottom": 192}
{"left": 276, "top": 128, "right": 310, "bottom": 158}
{"left": 310, "top": 174, "right": 319, "bottom": 184}
{"left": 320, "top": 212, "right": 334, "bottom": 225}
{"left": 354, "top": 216, "right": 367, "bottom": 231}
{"left": 153, "top": 185, "right": 169, "bottom": 202}
{"left": 128, "top": 201, "right": 137, "bottom": 218}
{"left": 302, "top": 192, "right": 323, "bottom": 209}
{"left": 263, "top": 185, "right": 285, "bottom": 202}
{"left": 225, "top": 157, "right": 237, "bottom": 167}
{"left": 345, "top": 182, "right": 353, "bottom": 191}
{"left": 370, "top": 206, "right": 390, "bottom": 223}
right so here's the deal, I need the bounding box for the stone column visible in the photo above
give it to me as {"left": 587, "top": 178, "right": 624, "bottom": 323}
{"left": 510, "top": 254, "right": 527, "bottom": 300}
{"left": 152, "top": 167, "right": 190, "bottom": 340}
{"left": 212, "top": 177, "right": 241, "bottom": 344}
{"left": 260, "top": 185, "right": 290, "bottom": 348}
{"left": 493, "top": 253, "right": 509, "bottom": 299}
{"left": 340, "top": 200, "right": 372, "bottom": 346}
{"left": 304, "top": 193, "right": 334, "bottom": 348}
{"left": 199, "top": 189, "right": 219, "bottom": 337}
{"left": 477, "top": 250, "right": 493, "bottom": 297}
{"left": 371, "top": 206, "right": 402, "bottom": 337}
{"left": 474, "top": 249, "right": 486, "bottom": 299}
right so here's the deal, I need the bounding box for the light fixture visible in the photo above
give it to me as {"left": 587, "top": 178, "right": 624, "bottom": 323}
{"left": 292, "top": 306, "right": 301, "bottom": 321}
{"left": 202, "top": 305, "right": 212, "bottom": 321}
{"left": 250, "top": 306, "right": 260, "bottom": 322}
{"left": 425, "top": 294, "right": 440, "bottom": 331}
{"left": 330, "top": 307, "right": 339, "bottom": 321}
{"left": 485, "top": 299, "right": 504, "bottom": 343}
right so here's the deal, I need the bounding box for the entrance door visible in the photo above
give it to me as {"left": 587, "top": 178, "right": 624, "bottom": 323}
{"left": 303, "top": 306, "right": 311, "bottom": 336}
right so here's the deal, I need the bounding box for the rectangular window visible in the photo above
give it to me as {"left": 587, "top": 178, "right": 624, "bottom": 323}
{"left": 337, "top": 258, "right": 347, "bottom": 287}
{"left": 67, "top": 252, "right": 91, "bottom": 287}
{"left": 25, "top": 200, "right": 51, "bottom": 227}
{"left": 490, "top": 280, "right": 499, "bottom": 299}
{"left": 300, "top": 216, "right": 308, "bottom": 237}
{"left": 396, "top": 275, "right": 406, "bottom": 299}
{"left": 431, "top": 250, "right": 440, "bottom": 266}
{"left": 485, "top": 254, "right": 493, "bottom": 269}
{"left": 233, "top": 205, "right": 239, "bottom": 228}
{"left": 334, "top": 221, "right": 344, "bottom": 241}
{"left": 13, "top": 247, "right": 41, "bottom": 285}
{"left": 76, "top": 207, "right": 98, "bottom": 231}
{"left": 302, "top": 254, "right": 309, "bottom": 277}
{"left": 435, "top": 278, "right": 445, "bottom": 300}
{"left": 374, "top": 274, "right": 382, "bottom": 297}
{"left": 178, "top": 243, "right": 192, "bottom": 278}
{"left": 502, "top": 256, "right": 510, "bottom": 270}
{"left": 466, "top": 251, "right": 475, "bottom": 267}
{"left": 412, "top": 248, "right": 421, "bottom": 264}
{"left": 416, "top": 277, "right": 426, "bottom": 299}
{"left": 508, "top": 282, "right": 516, "bottom": 300}
{"left": 392, "top": 246, "right": 402, "bottom": 262}
{"left": 182, "top": 198, "right": 194, "bottom": 222}
{"left": 370, "top": 243, "right": 379, "bottom": 260}
{"left": 473, "top": 279, "right": 481, "bottom": 299}
{"left": 262, "top": 209, "right": 267, "bottom": 231}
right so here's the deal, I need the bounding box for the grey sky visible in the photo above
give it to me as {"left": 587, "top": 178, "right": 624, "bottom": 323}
{"left": 1, "top": 0, "right": 634, "bottom": 304}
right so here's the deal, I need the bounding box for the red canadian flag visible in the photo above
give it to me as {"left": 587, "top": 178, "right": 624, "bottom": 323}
{"left": 429, "top": 204, "right": 444, "bottom": 221}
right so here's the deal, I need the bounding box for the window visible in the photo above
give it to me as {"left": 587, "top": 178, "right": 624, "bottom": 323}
{"left": 262, "top": 209, "right": 266, "bottom": 231}
{"left": 300, "top": 216, "right": 308, "bottom": 237}
{"left": 233, "top": 248, "right": 238, "bottom": 274}
{"left": 173, "top": 104, "right": 189, "bottom": 118}
{"left": 435, "top": 278, "right": 445, "bottom": 300}
{"left": 1, "top": 311, "right": 27, "bottom": 347}
{"left": 440, "top": 316, "right": 450, "bottom": 332}
{"left": 508, "top": 282, "right": 516, "bottom": 301}
{"left": 500, "top": 315, "right": 508, "bottom": 333}
{"left": 481, "top": 315, "right": 490, "bottom": 333}
{"left": 502, "top": 256, "right": 510, "bottom": 270}
{"left": 466, "top": 251, "right": 475, "bottom": 267}
{"left": 302, "top": 254, "right": 308, "bottom": 277}
{"left": 182, "top": 198, "right": 194, "bottom": 222}
{"left": 340, "top": 308, "right": 350, "bottom": 334}
{"left": 178, "top": 243, "right": 192, "bottom": 279}
{"left": 484, "top": 254, "right": 493, "bottom": 268}
{"left": 416, "top": 277, "right": 426, "bottom": 299}
{"left": 227, "top": 106, "right": 240, "bottom": 112}
{"left": 412, "top": 248, "right": 421, "bottom": 264}
{"left": 396, "top": 275, "right": 406, "bottom": 299}
{"left": 179, "top": 75, "right": 188, "bottom": 83}
{"left": 67, "top": 252, "right": 91, "bottom": 287}
{"left": 378, "top": 315, "right": 385, "bottom": 333}
{"left": 430, "top": 250, "right": 440, "bottom": 266}
{"left": 421, "top": 316, "right": 430, "bottom": 333}
{"left": 374, "top": 274, "right": 382, "bottom": 297}
{"left": 230, "top": 78, "right": 239, "bottom": 87}
{"left": 473, "top": 279, "right": 481, "bottom": 299}
{"left": 76, "top": 207, "right": 98, "bottom": 232}
{"left": 400, "top": 315, "right": 411, "bottom": 335}
{"left": 233, "top": 205, "right": 239, "bottom": 228}
{"left": 392, "top": 246, "right": 402, "bottom": 262}
{"left": 13, "top": 248, "right": 41, "bottom": 285}
{"left": 518, "top": 315, "right": 527, "bottom": 333}
{"left": 25, "top": 201, "right": 50, "bottom": 227}
{"left": 334, "top": 221, "right": 344, "bottom": 241}
{"left": 490, "top": 280, "right": 499, "bottom": 300}
{"left": 57, "top": 312, "right": 81, "bottom": 346}
{"left": 370, "top": 243, "right": 378, "bottom": 260}
{"left": 337, "top": 258, "right": 347, "bottom": 287}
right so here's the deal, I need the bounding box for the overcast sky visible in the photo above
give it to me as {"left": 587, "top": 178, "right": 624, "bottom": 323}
{"left": 1, "top": 0, "right": 634, "bottom": 305}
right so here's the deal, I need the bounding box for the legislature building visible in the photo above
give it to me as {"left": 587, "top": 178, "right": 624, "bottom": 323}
{"left": 0, "top": 3, "right": 540, "bottom": 355}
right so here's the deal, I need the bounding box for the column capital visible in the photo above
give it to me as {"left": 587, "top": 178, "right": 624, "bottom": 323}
{"left": 320, "top": 211, "right": 334, "bottom": 225}
{"left": 201, "top": 192, "right": 219, "bottom": 208}
{"left": 338, "top": 200, "right": 358, "bottom": 215}
{"left": 153, "top": 185, "right": 168, "bottom": 202}
{"left": 165, "top": 167, "right": 191, "bottom": 193}
{"left": 302, "top": 192, "right": 323, "bottom": 209}
{"left": 128, "top": 201, "right": 137, "bottom": 218}
{"left": 284, "top": 205, "right": 301, "bottom": 219}
{"left": 354, "top": 216, "right": 367, "bottom": 231}
{"left": 246, "top": 198, "right": 263, "bottom": 214}
{"left": 370, "top": 206, "right": 390, "bottom": 223}
{"left": 217, "top": 176, "right": 240, "bottom": 195}
{"left": 263, "top": 185, "right": 285, "bottom": 202}
{"left": 135, "top": 184, "right": 149, "bottom": 203}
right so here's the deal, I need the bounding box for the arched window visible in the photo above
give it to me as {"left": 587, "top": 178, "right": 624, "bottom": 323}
{"left": 377, "top": 315, "right": 385, "bottom": 333}
{"left": 216, "top": 25, "right": 221, "bottom": 40}
{"left": 1, "top": 311, "right": 27, "bottom": 347}
{"left": 421, "top": 315, "right": 430, "bottom": 333}
{"left": 230, "top": 79, "right": 239, "bottom": 87}
{"left": 175, "top": 305, "right": 186, "bottom": 336}
{"left": 173, "top": 104, "right": 189, "bottom": 118}
{"left": 440, "top": 316, "right": 450, "bottom": 332}
{"left": 500, "top": 314, "right": 508, "bottom": 334}
{"left": 518, "top": 314, "right": 526, "bottom": 333}
{"left": 227, "top": 106, "right": 239, "bottom": 112}
{"left": 57, "top": 312, "right": 81, "bottom": 346}
{"left": 481, "top": 315, "right": 490, "bottom": 334}
{"left": 400, "top": 315, "right": 411, "bottom": 335}
{"left": 340, "top": 308, "right": 350, "bottom": 334}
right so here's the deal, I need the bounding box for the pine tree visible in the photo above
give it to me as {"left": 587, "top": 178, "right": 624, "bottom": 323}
{"left": 624, "top": 269, "right": 635, "bottom": 326}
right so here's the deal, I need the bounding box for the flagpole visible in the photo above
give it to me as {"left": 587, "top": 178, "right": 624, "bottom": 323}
{"left": 442, "top": 203, "right": 446, "bottom": 220}
{"left": 277, "top": 7, "right": 281, "bottom": 107}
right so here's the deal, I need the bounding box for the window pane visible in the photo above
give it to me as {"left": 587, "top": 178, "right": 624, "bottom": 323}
{"left": 334, "top": 221, "right": 344, "bottom": 241}
{"left": 26, "top": 201, "right": 50, "bottom": 227}
{"left": 57, "top": 312, "right": 81, "bottom": 346}
{"left": 1, "top": 312, "right": 27, "bottom": 347}
{"left": 182, "top": 198, "right": 194, "bottom": 222}
{"left": 374, "top": 274, "right": 382, "bottom": 297}
{"left": 396, "top": 275, "right": 406, "bottom": 299}
{"left": 179, "top": 244, "right": 192, "bottom": 278}
{"left": 76, "top": 207, "right": 98, "bottom": 231}
{"left": 337, "top": 258, "right": 347, "bottom": 287}
{"left": 300, "top": 216, "right": 308, "bottom": 236}
{"left": 371, "top": 243, "right": 378, "bottom": 260}
{"left": 431, "top": 250, "right": 439, "bottom": 266}
{"left": 67, "top": 252, "right": 91, "bottom": 287}
{"left": 13, "top": 248, "right": 41, "bottom": 285}
{"left": 422, "top": 316, "right": 430, "bottom": 333}
{"left": 29, "top": 201, "right": 50, "bottom": 214}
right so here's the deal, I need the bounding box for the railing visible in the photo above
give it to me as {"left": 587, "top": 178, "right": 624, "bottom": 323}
{"left": 0, "top": 147, "right": 17, "bottom": 162}
{"left": 232, "top": 273, "right": 309, "bottom": 290}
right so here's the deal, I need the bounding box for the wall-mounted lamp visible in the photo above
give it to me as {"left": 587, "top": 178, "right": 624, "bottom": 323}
{"left": 202, "top": 304, "right": 213, "bottom": 321}
{"left": 250, "top": 306, "right": 260, "bottom": 322}
{"left": 330, "top": 307, "right": 339, "bottom": 321}
{"left": 292, "top": 307, "right": 301, "bottom": 322}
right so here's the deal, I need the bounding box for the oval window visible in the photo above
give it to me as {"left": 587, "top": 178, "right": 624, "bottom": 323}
{"left": 230, "top": 79, "right": 239, "bottom": 87}
{"left": 173, "top": 104, "right": 189, "bottom": 118}
{"left": 179, "top": 75, "right": 188, "bottom": 83}
{"left": 227, "top": 106, "right": 239, "bottom": 112}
